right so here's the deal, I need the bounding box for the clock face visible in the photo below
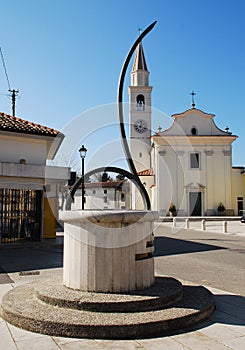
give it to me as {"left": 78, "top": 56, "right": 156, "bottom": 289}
{"left": 134, "top": 119, "right": 147, "bottom": 134}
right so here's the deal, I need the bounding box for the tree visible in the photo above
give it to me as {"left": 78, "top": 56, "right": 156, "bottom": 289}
{"left": 116, "top": 173, "right": 125, "bottom": 181}
{"left": 101, "top": 172, "right": 113, "bottom": 182}
{"left": 89, "top": 172, "right": 113, "bottom": 183}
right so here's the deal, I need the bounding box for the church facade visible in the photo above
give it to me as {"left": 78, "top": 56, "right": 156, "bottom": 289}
{"left": 129, "top": 42, "right": 244, "bottom": 216}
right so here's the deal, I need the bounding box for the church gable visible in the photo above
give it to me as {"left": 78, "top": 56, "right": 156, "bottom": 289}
{"left": 161, "top": 108, "right": 229, "bottom": 137}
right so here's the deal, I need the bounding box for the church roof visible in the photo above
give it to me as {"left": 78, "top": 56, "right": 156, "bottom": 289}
{"left": 132, "top": 42, "right": 148, "bottom": 71}
{"left": 172, "top": 107, "right": 215, "bottom": 120}
{"left": 0, "top": 112, "right": 61, "bottom": 137}
{"left": 155, "top": 107, "right": 237, "bottom": 138}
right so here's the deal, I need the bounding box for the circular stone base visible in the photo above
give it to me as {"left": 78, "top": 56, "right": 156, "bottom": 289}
{"left": 0, "top": 276, "right": 215, "bottom": 339}
{"left": 35, "top": 276, "right": 183, "bottom": 312}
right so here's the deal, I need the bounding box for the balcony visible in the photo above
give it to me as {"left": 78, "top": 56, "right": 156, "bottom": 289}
{"left": 0, "top": 162, "right": 70, "bottom": 181}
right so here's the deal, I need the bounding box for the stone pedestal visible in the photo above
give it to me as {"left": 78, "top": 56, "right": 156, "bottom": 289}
{"left": 59, "top": 210, "right": 158, "bottom": 292}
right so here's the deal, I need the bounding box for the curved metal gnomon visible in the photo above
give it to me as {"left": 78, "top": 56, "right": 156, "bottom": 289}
{"left": 67, "top": 21, "right": 157, "bottom": 210}
{"left": 68, "top": 166, "right": 148, "bottom": 206}
{"left": 117, "top": 20, "right": 157, "bottom": 210}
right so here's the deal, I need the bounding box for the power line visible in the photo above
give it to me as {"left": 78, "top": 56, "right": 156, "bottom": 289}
{"left": 0, "top": 47, "right": 19, "bottom": 116}
{"left": 0, "top": 47, "right": 11, "bottom": 90}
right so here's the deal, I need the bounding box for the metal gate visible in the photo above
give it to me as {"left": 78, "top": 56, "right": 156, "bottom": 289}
{"left": 0, "top": 189, "right": 42, "bottom": 243}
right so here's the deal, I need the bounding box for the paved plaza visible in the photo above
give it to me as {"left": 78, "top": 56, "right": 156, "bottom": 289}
{"left": 0, "top": 220, "right": 244, "bottom": 349}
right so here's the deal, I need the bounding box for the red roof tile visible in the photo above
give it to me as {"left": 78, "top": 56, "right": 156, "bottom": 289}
{"left": 80, "top": 181, "right": 128, "bottom": 189}
{"left": 0, "top": 112, "right": 61, "bottom": 137}
{"left": 137, "top": 168, "right": 154, "bottom": 176}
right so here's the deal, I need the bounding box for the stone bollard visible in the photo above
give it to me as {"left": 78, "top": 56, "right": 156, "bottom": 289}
{"left": 223, "top": 221, "right": 227, "bottom": 233}
{"left": 60, "top": 210, "right": 158, "bottom": 293}
{"left": 185, "top": 218, "right": 189, "bottom": 229}
{"left": 202, "top": 219, "right": 206, "bottom": 231}
{"left": 173, "top": 217, "right": 177, "bottom": 228}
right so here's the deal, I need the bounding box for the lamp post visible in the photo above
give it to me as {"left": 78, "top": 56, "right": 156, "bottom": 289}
{"left": 79, "top": 145, "right": 87, "bottom": 210}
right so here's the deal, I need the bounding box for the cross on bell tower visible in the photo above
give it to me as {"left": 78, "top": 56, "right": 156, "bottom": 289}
{"left": 190, "top": 91, "right": 196, "bottom": 108}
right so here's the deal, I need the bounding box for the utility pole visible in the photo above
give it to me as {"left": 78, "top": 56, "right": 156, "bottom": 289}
{"left": 9, "top": 89, "right": 19, "bottom": 116}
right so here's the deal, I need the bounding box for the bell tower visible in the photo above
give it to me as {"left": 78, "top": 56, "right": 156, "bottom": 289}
{"left": 129, "top": 41, "right": 152, "bottom": 172}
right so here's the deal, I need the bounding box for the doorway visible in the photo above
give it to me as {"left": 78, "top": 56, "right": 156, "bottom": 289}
{"left": 237, "top": 197, "right": 244, "bottom": 216}
{"left": 189, "top": 192, "right": 202, "bottom": 216}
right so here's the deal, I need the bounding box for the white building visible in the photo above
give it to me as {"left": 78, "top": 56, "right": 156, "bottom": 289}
{"left": 73, "top": 181, "right": 130, "bottom": 210}
{"left": 0, "top": 112, "right": 70, "bottom": 242}
{"left": 129, "top": 42, "right": 244, "bottom": 216}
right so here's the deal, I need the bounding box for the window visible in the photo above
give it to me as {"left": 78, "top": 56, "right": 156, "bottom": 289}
{"left": 93, "top": 190, "right": 96, "bottom": 194}
{"left": 104, "top": 190, "right": 107, "bottom": 194}
{"left": 136, "top": 94, "right": 145, "bottom": 110}
{"left": 191, "top": 127, "right": 197, "bottom": 135}
{"left": 139, "top": 152, "right": 142, "bottom": 158}
{"left": 190, "top": 153, "right": 200, "bottom": 169}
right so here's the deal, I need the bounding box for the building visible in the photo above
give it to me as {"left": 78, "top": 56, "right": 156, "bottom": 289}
{"left": 129, "top": 42, "right": 244, "bottom": 216}
{"left": 72, "top": 180, "right": 130, "bottom": 210}
{"left": 0, "top": 112, "right": 70, "bottom": 242}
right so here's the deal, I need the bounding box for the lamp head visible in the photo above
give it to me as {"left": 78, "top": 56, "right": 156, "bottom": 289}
{"left": 79, "top": 145, "right": 87, "bottom": 159}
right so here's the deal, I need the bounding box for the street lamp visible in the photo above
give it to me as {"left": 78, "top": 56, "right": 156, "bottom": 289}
{"left": 79, "top": 145, "right": 87, "bottom": 210}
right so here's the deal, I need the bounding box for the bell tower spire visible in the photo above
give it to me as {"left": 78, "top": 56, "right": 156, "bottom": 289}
{"left": 128, "top": 40, "right": 152, "bottom": 172}
{"left": 131, "top": 41, "right": 149, "bottom": 86}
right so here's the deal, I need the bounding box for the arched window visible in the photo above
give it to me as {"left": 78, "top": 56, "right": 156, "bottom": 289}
{"left": 191, "top": 127, "right": 197, "bottom": 135}
{"left": 136, "top": 94, "right": 145, "bottom": 110}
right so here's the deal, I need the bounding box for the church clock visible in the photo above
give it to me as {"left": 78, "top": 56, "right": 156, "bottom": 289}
{"left": 134, "top": 119, "right": 147, "bottom": 133}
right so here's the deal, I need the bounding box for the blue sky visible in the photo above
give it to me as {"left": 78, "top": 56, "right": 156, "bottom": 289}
{"left": 0, "top": 0, "right": 244, "bottom": 169}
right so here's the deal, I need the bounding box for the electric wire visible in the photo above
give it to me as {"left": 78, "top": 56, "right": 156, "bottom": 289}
{"left": 0, "top": 47, "right": 11, "bottom": 90}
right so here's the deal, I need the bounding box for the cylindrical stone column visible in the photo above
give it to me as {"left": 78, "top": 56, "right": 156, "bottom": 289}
{"left": 59, "top": 210, "right": 158, "bottom": 293}
{"left": 223, "top": 221, "right": 227, "bottom": 233}
{"left": 202, "top": 219, "right": 206, "bottom": 231}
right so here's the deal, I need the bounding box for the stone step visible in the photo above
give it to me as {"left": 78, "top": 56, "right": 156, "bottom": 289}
{"left": 35, "top": 276, "right": 183, "bottom": 312}
{"left": 0, "top": 279, "right": 215, "bottom": 339}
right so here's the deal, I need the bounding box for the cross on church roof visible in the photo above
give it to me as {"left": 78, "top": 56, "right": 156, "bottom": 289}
{"left": 157, "top": 125, "right": 162, "bottom": 133}
{"left": 190, "top": 91, "right": 196, "bottom": 108}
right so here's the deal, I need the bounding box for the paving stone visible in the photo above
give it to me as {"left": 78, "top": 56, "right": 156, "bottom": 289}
{"left": 56, "top": 339, "right": 106, "bottom": 350}
{"left": 95, "top": 339, "right": 142, "bottom": 350}
{"left": 15, "top": 336, "right": 60, "bottom": 350}
{"left": 138, "top": 337, "right": 190, "bottom": 349}
{"left": 8, "top": 323, "right": 47, "bottom": 342}
{"left": 211, "top": 310, "right": 245, "bottom": 326}
{"left": 200, "top": 322, "right": 245, "bottom": 346}
{"left": 0, "top": 284, "right": 13, "bottom": 302}
{"left": 172, "top": 331, "right": 233, "bottom": 350}
{"left": 214, "top": 300, "right": 245, "bottom": 321}
{"left": 52, "top": 336, "right": 85, "bottom": 346}
{"left": 223, "top": 335, "right": 245, "bottom": 350}
{"left": 0, "top": 321, "right": 17, "bottom": 350}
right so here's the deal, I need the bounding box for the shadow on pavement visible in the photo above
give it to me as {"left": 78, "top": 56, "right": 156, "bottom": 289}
{"left": 0, "top": 237, "right": 63, "bottom": 275}
{"left": 154, "top": 236, "right": 225, "bottom": 257}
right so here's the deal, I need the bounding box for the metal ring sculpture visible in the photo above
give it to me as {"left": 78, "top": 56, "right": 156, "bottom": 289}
{"left": 67, "top": 21, "right": 157, "bottom": 210}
